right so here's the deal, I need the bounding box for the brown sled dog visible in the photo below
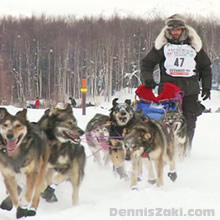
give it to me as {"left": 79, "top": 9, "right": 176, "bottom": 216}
{"left": 0, "top": 108, "right": 50, "bottom": 218}
{"left": 38, "top": 104, "right": 86, "bottom": 205}
{"left": 123, "top": 117, "right": 177, "bottom": 189}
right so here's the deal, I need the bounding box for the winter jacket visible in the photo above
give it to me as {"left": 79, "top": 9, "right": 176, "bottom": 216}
{"left": 141, "top": 25, "right": 212, "bottom": 96}
{"left": 35, "top": 99, "right": 40, "bottom": 107}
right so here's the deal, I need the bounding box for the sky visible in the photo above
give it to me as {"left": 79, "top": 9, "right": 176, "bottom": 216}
{"left": 0, "top": 0, "right": 220, "bottom": 20}
{"left": 0, "top": 90, "right": 220, "bottom": 220}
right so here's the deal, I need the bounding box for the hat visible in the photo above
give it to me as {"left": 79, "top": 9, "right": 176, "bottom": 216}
{"left": 165, "top": 14, "right": 186, "bottom": 29}
{"left": 55, "top": 102, "right": 64, "bottom": 109}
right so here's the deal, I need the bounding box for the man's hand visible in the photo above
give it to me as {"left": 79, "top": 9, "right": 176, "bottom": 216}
{"left": 144, "top": 79, "right": 157, "bottom": 89}
{"left": 201, "top": 88, "right": 211, "bottom": 100}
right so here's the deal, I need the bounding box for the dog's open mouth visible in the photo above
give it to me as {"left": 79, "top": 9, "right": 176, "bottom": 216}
{"left": 98, "top": 138, "right": 110, "bottom": 150}
{"left": 6, "top": 134, "right": 23, "bottom": 157}
{"left": 63, "top": 130, "right": 80, "bottom": 143}
{"left": 119, "top": 116, "right": 128, "bottom": 123}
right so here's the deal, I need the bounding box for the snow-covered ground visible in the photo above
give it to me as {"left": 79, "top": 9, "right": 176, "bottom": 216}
{"left": 0, "top": 90, "right": 220, "bottom": 220}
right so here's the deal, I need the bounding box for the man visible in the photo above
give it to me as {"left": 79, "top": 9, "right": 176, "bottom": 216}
{"left": 141, "top": 14, "right": 212, "bottom": 148}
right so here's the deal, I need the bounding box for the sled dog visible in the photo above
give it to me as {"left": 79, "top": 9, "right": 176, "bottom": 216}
{"left": 108, "top": 98, "right": 135, "bottom": 179}
{"left": 85, "top": 113, "right": 111, "bottom": 165}
{"left": 0, "top": 107, "right": 49, "bottom": 218}
{"left": 38, "top": 104, "right": 86, "bottom": 205}
{"left": 123, "top": 117, "right": 177, "bottom": 188}
{"left": 162, "top": 109, "right": 189, "bottom": 158}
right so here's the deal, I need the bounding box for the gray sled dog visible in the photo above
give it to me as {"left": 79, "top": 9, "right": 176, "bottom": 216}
{"left": 0, "top": 108, "right": 50, "bottom": 218}
{"left": 123, "top": 116, "right": 177, "bottom": 189}
{"left": 109, "top": 98, "right": 136, "bottom": 179}
{"left": 162, "top": 109, "right": 189, "bottom": 159}
{"left": 85, "top": 113, "right": 111, "bottom": 165}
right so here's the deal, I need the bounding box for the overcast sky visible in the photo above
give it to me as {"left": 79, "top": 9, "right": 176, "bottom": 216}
{"left": 0, "top": 0, "right": 220, "bottom": 19}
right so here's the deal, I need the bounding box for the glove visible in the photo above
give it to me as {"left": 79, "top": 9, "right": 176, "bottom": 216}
{"left": 144, "top": 79, "right": 157, "bottom": 89}
{"left": 201, "top": 88, "right": 210, "bottom": 101}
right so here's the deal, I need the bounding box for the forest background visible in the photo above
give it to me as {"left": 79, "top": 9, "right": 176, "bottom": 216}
{"left": 0, "top": 14, "right": 219, "bottom": 106}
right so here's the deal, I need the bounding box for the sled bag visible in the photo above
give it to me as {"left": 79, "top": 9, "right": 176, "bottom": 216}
{"left": 135, "top": 100, "right": 178, "bottom": 120}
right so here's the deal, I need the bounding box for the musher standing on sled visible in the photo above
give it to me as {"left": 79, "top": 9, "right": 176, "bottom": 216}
{"left": 140, "top": 14, "right": 212, "bottom": 149}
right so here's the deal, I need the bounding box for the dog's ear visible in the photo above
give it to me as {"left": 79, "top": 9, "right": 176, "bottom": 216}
{"left": 0, "top": 107, "right": 9, "bottom": 121}
{"left": 49, "top": 106, "right": 58, "bottom": 116}
{"left": 144, "top": 132, "right": 151, "bottom": 141}
{"left": 110, "top": 139, "right": 123, "bottom": 148}
{"left": 122, "top": 128, "right": 131, "bottom": 137}
{"left": 176, "top": 101, "right": 182, "bottom": 113}
{"left": 134, "top": 124, "right": 150, "bottom": 134}
{"left": 44, "top": 108, "right": 50, "bottom": 116}
{"left": 66, "top": 103, "right": 73, "bottom": 114}
{"left": 122, "top": 128, "right": 128, "bottom": 137}
{"left": 125, "top": 99, "right": 131, "bottom": 106}
{"left": 16, "top": 108, "right": 27, "bottom": 120}
{"left": 112, "top": 98, "right": 118, "bottom": 107}
{"left": 164, "top": 108, "right": 171, "bottom": 116}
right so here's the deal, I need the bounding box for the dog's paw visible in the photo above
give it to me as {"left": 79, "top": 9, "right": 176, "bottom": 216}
{"left": 115, "top": 167, "right": 129, "bottom": 180}
{"left": 41, "top": 186, "right": 58, "bottom": 203}
{"left": 137, "top": 176, "right": 142, "bottom": 182}
{"left": 131, "top": 185, "right": 138, "bottom": 191}
{"left": 27, "top": 208, "right": 36, "bottom": 217}
{"left": 46, "top": 194, "right": 58, "bottom": 203}
{"left": 0, "top": 196, "right": 13, "bottom": 211}
{"left": 148, "top": 178, "right": 156, "bottom": 185}
{"left": 168, "top": 172, "right": 177, "bottom": 182}
{"left": 16, "top": 207, "right": 28, "bottom": 219}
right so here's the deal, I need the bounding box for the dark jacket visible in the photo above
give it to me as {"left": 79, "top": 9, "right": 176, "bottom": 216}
{"left": 141, "top": 25, "right": 212, "bottom": 96}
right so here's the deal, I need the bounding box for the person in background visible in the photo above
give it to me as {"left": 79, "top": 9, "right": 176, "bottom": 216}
{"left": 34, "top": 97, "right": 40, "bottom": 109}
{"left": 140, "top": 14, "right": 212, "bottom": 149}
{"left": 71, "top": 98, "right": 76, "bottom": 107}
{"left": 69, "top": 97, "right": 76, "bottom": 107}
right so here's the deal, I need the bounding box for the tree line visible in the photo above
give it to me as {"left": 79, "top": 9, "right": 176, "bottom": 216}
{"left": 0, "top": 14, "right": 219, "bottom": 106}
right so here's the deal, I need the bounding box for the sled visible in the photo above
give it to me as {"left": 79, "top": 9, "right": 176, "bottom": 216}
{"left": 135, "top": 82, "right": 183, "bottom": 120}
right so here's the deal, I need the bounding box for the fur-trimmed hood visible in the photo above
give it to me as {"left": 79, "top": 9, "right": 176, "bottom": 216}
{"left": 154, "top": 24, "right": 202, "bottom": 52}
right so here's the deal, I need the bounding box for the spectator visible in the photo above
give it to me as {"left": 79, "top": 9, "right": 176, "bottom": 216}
{"left": 69, "top": 97, "right": 76, "bottom": 107}
{"left": 34, "top": 97, "right": 40, "bottom": 109}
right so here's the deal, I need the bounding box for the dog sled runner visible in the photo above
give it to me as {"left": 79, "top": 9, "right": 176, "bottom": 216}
{"left": 135, "top": 82, "right": 183, "bottom": 120}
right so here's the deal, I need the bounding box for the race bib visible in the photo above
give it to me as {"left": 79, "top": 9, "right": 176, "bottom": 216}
{"left": 164, "top": 44, "right": 197, "bottom": 77}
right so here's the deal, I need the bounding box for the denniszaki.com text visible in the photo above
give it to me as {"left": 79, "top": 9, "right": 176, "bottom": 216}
{"left": 109, "top": 207, "right": 215, "bottom": 217}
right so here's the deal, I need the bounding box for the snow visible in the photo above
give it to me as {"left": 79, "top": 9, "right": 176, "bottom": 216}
{"left": 0, "top": 90, "right": 220, "bottom": 220}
